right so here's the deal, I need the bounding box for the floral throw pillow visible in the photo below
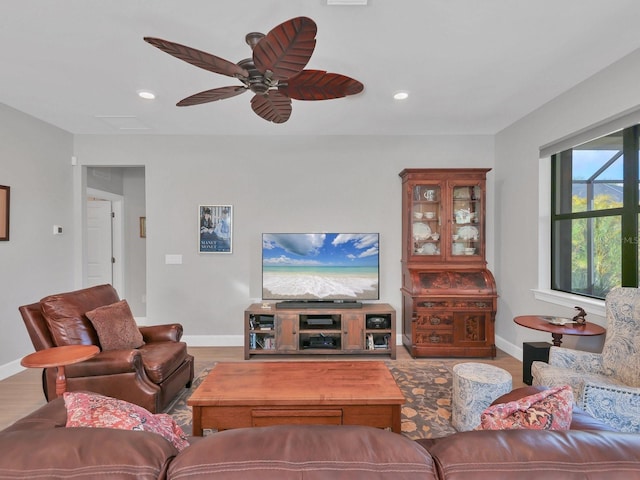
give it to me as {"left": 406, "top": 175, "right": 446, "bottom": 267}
{"left": 476, "top": 385, "right": 574, "bottom": 431}
{"left": 64, "top": 391, "right": 189, "bottom": 451}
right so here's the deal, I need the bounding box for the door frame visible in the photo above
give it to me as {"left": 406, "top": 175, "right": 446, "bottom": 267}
{"left": 86, "top": 187, "right": 124, "bottom": 294}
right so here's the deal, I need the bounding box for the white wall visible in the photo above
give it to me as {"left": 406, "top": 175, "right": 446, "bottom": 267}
{"left": 73, "top": 135, "right": 495, "bottom": 344}
{"left": 123, "top": 167, "right": 146, "bottom": 316}
{"left": 495, "top": 47, "right": 640, "bottom": 355}
{"left": 0, "top": 103, "right": 74, "bottom": 371}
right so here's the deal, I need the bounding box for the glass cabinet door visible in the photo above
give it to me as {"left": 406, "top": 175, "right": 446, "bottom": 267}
{"left": 411, "top": 184, "right": 442, "bottom": 257}
{"left": 451, "top": 184, "right": 482, "bottom": 257}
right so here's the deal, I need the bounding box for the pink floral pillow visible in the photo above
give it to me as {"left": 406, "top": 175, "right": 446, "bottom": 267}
{"left": 476, "top": 385, "right": 574, "bottom": 431}
{"left": 64, "top": 391, "right": 189, "bottom": 451}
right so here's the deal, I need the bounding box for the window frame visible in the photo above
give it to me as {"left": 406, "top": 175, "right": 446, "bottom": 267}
{"left": 549, "top": 125, "right": 640, "bottom": 300}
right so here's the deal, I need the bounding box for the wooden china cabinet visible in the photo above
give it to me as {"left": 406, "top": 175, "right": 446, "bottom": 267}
{"left": 399, "top": 168, "right": 497, "bottom": 358}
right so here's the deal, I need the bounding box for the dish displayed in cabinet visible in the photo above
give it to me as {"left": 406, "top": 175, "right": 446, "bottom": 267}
{"left": 457, "top": 226, "right": 479, "bottom": 240}
{"left": 454, "top": 208, "right": 472, "bottom": 224}
{"left": 452, "top": 242, "right": 465, "bottom": 255}
{"left": 412, "top": 222, "right": 431, "bottom": 240}
{"left": 417, "top": 243, "right": 438, "bottom": 255}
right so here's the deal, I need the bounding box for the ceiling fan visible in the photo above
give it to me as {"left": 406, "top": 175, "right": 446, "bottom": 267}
{"left": 144, "top": 16, "right": 364, "bottom": 124}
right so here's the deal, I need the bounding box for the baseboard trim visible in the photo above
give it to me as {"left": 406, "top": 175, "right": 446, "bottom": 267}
{"left": 0, "top": 359, "right": 26, "bottom": 382}
{"left": 181, "top": 334, "right": 244, "bottom": 347}
{"left": 496, "top": 334, "right": 522, "bottom": 362}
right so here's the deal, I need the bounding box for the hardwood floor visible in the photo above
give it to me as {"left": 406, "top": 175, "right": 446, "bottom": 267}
{"left": 0, "top": 346, "right": 524, "bottom": 430}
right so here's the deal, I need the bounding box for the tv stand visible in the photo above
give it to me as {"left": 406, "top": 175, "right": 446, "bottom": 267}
{"left": 245, "top": 303, "right": 396, "bottom": 359}
{"left": 276, "top": 300, "right": 362, "bottom": 310}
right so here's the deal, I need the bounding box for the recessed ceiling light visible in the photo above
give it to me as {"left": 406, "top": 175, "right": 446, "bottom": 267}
{"left": 137, "top": 90, "right": 156, "bottom": 100}
{"left": 393, "top": 91, "right": 409, "bottom": 100}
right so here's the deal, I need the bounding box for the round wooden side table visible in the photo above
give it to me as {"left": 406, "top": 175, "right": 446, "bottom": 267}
{"left": 514, "top": 315, "right": 605, "bottom": 347}
{"left": 21, "top": 345, "right": 100, "bottom": 396}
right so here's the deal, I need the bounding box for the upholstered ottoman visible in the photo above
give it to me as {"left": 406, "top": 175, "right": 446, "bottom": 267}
{"left": 452, "top": 362, "right": 512, "bottom": 431}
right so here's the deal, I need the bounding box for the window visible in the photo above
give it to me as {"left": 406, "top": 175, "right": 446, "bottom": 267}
{"left": 551, "top": 125, "right": 640, "bottom": 299}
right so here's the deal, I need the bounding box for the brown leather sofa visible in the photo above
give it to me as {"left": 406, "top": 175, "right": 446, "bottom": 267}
{"left": 19, "top": 284, "right": 194, "bottom": 413}
{"left": 1, "top": 387, "right": 639, "bottom": 479}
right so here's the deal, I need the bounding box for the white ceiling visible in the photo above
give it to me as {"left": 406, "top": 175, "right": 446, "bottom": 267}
{"left": 2, "top": 0, "right": 640, "bottom": 136}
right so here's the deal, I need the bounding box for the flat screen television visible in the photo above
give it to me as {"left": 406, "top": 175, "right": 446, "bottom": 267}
{"left": 262, "top": 233, "right": 380, "bottom": 302}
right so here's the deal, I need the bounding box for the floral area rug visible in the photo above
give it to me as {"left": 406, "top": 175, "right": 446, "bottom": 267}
{"left": 166, "top": 360, "right": 456, "bottom": 439}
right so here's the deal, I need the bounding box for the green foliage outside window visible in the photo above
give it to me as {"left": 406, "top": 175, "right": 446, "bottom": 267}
{"left": 569, "top": 194, "right": 622, "bottom": 296}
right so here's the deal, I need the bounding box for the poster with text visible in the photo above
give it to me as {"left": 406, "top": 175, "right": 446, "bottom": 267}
{"left": 199, "top": 205, "right": 232, "bottom": 253}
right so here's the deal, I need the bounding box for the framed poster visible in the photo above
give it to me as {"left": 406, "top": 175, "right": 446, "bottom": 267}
{"left": 199, "top": 205, "right": 232, "bottom": 253}
{"left": 0, "top": 185, "right": 9, "bottom": 241}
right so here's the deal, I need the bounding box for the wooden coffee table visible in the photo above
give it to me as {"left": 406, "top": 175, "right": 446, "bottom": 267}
{"left": 188, "top": 361, "right": 404, "bottom": 436}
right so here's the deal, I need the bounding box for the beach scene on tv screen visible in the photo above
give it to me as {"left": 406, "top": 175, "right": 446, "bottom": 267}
{"left": 262, "top": 233, "right": 380, "bottom": 300}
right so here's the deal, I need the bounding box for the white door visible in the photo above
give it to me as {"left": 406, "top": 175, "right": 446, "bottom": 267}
{"left": 86, "top": 199, "right": 113, "bottom": 286}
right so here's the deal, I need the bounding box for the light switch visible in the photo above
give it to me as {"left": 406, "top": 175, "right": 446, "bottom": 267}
{"left": 53, "top": 225, "right": 63, "bottom": 235}
{"left": 165, "top": 254, "right": 183, "bottom": 264}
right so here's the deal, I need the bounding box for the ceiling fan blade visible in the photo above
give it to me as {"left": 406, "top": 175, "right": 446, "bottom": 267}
{"left": 279, "top": 70, "right": 364, "bottom": 100}
{"left": 253, "top": 17, "right": 316, "bottom": 81}
{"left": 144, "top": 37, "right": 249, "bottom": 78}
{"left": 250, "top": 91, "right": 292, "bottom": 123}
{"left": 177, "top": 86, "right": 247, "bottom": 107}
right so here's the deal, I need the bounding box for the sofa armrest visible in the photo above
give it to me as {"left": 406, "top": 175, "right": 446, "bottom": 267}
{"left": 548, "top": 346, "right": 605, "bottom": 375}
{"left": 2, "top": 398, "right": 67, "bottom": 433}
{"left": 0, "top": 428, "right": 178, "bottom": 477}
{"left": 139, "top": 324, "right": 183, "bottom": 343}
{"left": 418, "top": 429, "right": 640, "bottom": 479}
{"left": 582, "top": 382, "right": 640, "bottom": 433}
{"left": 64, "top": 349, "right": 143, "bottom": 377}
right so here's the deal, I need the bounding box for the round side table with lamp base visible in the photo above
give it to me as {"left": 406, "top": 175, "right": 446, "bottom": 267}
{"left": 21, "top": 345, "right": 100, "bottom": 397}
{"left": 514, "top": 315, "right": 605, "bottom": 347}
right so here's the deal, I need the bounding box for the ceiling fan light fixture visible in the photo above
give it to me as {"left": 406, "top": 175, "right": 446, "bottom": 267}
{"left": 143, "top": 16, "right": 363, "bottom": 123}
{"left": 394, "top": 91, "right": 409, "bottom": 100}
{"left": 137, "top": 90, "right": 156, "bottom": 100}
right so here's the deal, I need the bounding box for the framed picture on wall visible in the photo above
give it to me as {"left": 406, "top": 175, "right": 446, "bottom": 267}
{"left": 199, "top": 205, "right": 232, "bottom": 253}
{"left": 0, "top": 185, "right": 9, "bottom": 241}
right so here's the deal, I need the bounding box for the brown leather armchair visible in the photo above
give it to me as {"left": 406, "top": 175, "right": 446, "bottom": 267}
{"left": 19, "top": 284, "right": 194, "bottom": 413}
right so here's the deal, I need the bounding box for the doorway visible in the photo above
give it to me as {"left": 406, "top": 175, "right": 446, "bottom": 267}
{"left": 86, "top": 188, "right": 124, "bottom": 292}
{"left": 83, "top": 166, "right": 146, "bottom": 317}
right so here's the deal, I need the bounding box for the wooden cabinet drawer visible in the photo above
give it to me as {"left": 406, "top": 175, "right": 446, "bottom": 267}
{"left": 416, "top": 299, "right": 493, "bottom": 310}
{"left": 458, "top": 300, "right": 493, "bottom": 310}
{"left": 415, "top": 331, "right": 454, "bottom": 345}
{"left": 415, "top": 313, "right": 453, "bottom": 329}
{"left": 416, "top": 300, "right": 449, "bottom": 309}
{"left": 251, "top": 408, "right": 343, "bottom": 427}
